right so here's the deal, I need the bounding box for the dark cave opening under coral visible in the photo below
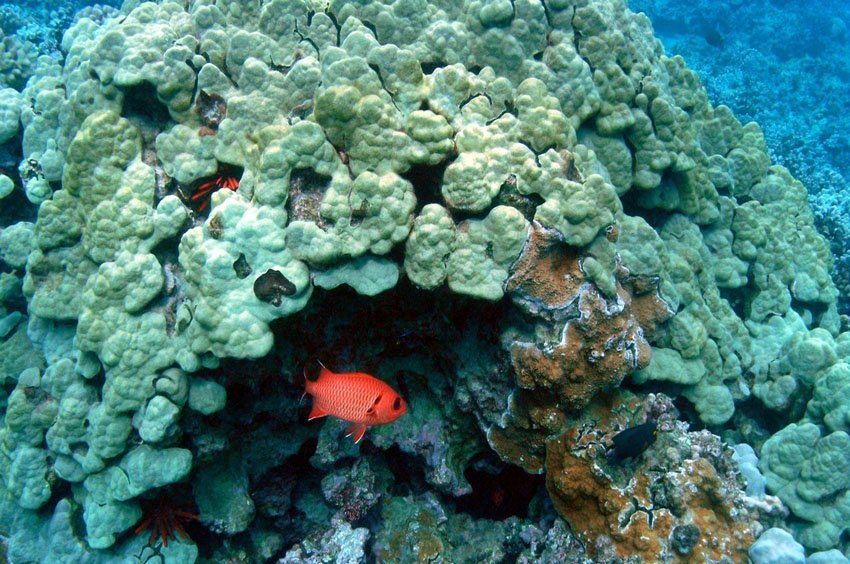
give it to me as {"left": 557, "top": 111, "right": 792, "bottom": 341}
{"left": 718, "top": 286, "right": 749, "bottom": 320}
{"left": 182, "top": 275, "right": 521, "bottom": 559}
{"left": 120, "top": 81, "right": 171, "bottom": 126}
{"left": 0, "top": 175, "right": 36, "bottom": 228}
{"left": 268, "top": 277, "right": 510, "bottom": 379}
{"left": 250, "top": 439, "right": 322, "bottom": 549}
{"left": 401, "top": 159, "right": 453, "bottom": 216}
{"left": 454, "top": 456, "right": 545, "bottom": 520}
{"left": 619, "top": 177, "right": 678, "bottom": 230}
{"left": 376, "top": 443, "right": 430, "bottom": 498}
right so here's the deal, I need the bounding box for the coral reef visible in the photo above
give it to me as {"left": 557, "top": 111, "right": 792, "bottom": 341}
{"left": 545, "top": 392, "right": 759, "bottom": 561}
{"left": 628, "top": 0, "right": 850, "bottom": 313}
{"left": 0, "top": 1, "right": 120, "bottom": 59}
{"left": 0, "top": 0, "right": 844, "bottom": 561}
{"left": 0, "top": 30, "right": 37, "bottom": 90}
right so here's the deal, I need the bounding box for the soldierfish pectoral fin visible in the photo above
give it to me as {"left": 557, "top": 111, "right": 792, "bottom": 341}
{"left": 345, "top": 423, "right": 367, "bottom": 444}
{"left": 308, "top": 404, "right": 329, "bottom": 420}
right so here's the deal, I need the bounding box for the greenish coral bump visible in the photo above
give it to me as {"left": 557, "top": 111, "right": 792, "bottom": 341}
{"left": 0, "top": 0, "right": 845, "bottom": 559}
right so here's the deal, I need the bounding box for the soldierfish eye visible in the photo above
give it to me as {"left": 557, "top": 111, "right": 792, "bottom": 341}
{"left": 392, "top": 397, "right": 402, "bottom": 411}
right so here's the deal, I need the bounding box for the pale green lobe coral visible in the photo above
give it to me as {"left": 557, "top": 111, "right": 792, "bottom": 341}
{"left": 32, "top": 190, "right": 83, "bottom": 251}
{"left": 514, "top": 78, "right": 575, "bottom": 152}
{"left": 808, "top": 362, "right": 850, "bottom": 433}
{"left": 287, "top": 171, "right": 416, "bottom": 264}
{"left": 85, "top": 404, "right": 132, "bottom": 470}
{"left": 749, "top": 312, "right": 840, "bottom": 412}
{"left": 634, "top": 347, "right": 705, "bottom": 386}
{"left": 534, "top": 173, "right": 620, "bottom": 247}
{"left": 206, "top": 53, "right": 323, "bottom": 168}
{"left": 43, "top": 359, "right": 99, "bottom": 464}
{"left": 405, "top": 110, "right": 455, "bottom": 165}
{"left": 447, "top": 205, "right": 529, "bottom": 300}
{"left": 188, "top": 377, "right": 227, "bottom": 415}
{"left": 0, "top": 88, "right": 20, "bottom": 144}
{"left": 137, "top": 396, "right": 180, "bottom": 443}
{"left": 0, "top": 174, "right": 13, "bottom": 199}
{"left": 441, "top": 151, "right": 500, "bottom": 213}
{"left": 62, "top": 111, "right": 141, "bottom": 214}
{"left": 682, "top": 383, "right": 735, "bottom": 426}
{"left": 404, "top": 204, "right": 456, "bottom": 290}
{"left": 26, "top": 107, "right": 183, "bottom": 343}
{"left": 91, "top": 2, "right": 196, "bottom": 114}
{"left": 8, "top": 447, "right": 51, "bottom": 510}
{"left": 313, "top": 49, "right": 412, "bottom": 174}
{"left": 313, "top": 256, "right": 400, "bottom": 296}
{"left": 760, "top": 423, "right": 850, "bottom": 551}
{"left": 24, "top": 245, "right": 97, "bottom": 320}
{"left": 82, "top": 498, "right": 141, "bottom": 550}
{"left": 633, "top": 346, "right": 735, "bottom": 425}
{"left": 0, "top": 222, "right": 34, "bottom": 270}
{"left": 254, "top": 120, "right": 346, "bottom": 208}
{"left": 443, "top": 120, "right": 542, "bottom": 214}
{"left": 0, "top": 369, "right": 56, "bottom": 510}
{"left": 82, "top": 445, "right": 192, "bottom": 549}
{"left": 180, "top": 192, "right": 311, "bottom": 359}
{"left": 155, "top": 124, "right": 218, "bottom": 184}
{"left": 76, "top": 252, "right": 170, "bottom": 381}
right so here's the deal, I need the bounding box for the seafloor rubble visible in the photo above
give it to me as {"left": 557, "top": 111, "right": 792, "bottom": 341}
{"left": 0, "top": 0, "right": 847, "bottom": 562}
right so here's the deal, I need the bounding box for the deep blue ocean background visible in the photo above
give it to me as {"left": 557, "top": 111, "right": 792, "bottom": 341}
{"left": 629, "top": 0, "right": 850, "bottom": 310}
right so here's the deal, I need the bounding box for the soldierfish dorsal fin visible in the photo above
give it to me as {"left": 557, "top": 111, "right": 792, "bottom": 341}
{"left": 301, "top": 366, "right": 311, "bottom": 401}
{"left": 308, "top": 403, "right": 329, "bottom": 420}
{"left": 317, "top": 360, "right": 335, "bottom": 380}
{"left": 345, "top": 423, "right": 367, "bottom": 444}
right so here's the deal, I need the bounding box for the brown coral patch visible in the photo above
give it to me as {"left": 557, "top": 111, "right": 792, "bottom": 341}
{"left": 546, "top": 435, "right": 672, "bottom": 561}
{"left": 508, "top": 236, "right": 669, "bottom": 412}
{"left": 506, "top": 223, "right": 584, "bottom": 312}
{"left": 196, "top": 90, "right": 227, "bottom": 129}
{"left": 486, "top": 389, "right": 562, "bottom": 473}
{"left": 621, "top": 270, "right": 675, "bottom": 341}
{"left": 489, "top": 224, "right": 673, "bottom": 469}
{"left": 545, "top": 392, "right": 756, "bottom": 562}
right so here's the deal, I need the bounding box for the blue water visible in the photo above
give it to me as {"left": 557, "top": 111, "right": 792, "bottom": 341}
{"left": 0, "top": 0, "right": 120, "bottom": 55}
{"left": 630, "top": 0, "right": 850, "bottom": 310}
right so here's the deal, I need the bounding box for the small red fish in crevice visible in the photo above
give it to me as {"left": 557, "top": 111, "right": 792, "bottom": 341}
{"left": 303, "top": 362, "right": 407, "bottom": 443}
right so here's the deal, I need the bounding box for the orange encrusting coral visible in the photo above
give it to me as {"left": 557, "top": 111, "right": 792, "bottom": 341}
{"left": 487, "top": 222, "right": 673, "bottom": 471}
{"left": 544, "top": 393, "right": 757, "bottom": 562}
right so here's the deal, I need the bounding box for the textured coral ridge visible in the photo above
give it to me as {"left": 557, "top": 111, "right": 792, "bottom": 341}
{"left": 546, "top": 392, "right": 757, "bottom": 561}
{"left": 0, "top": 0, "right": 844, "bottom": 560}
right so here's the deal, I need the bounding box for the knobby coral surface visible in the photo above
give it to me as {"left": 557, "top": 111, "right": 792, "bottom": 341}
{"left": 545, "top": 392, "right": 757, "bottom": 561}
{"left": 0, "top": 0, "right": 844, "bottom": 560}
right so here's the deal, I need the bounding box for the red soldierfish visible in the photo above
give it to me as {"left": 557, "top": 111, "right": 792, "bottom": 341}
{"left": 304, "top": 363, "right": 408, "bottom": 443}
